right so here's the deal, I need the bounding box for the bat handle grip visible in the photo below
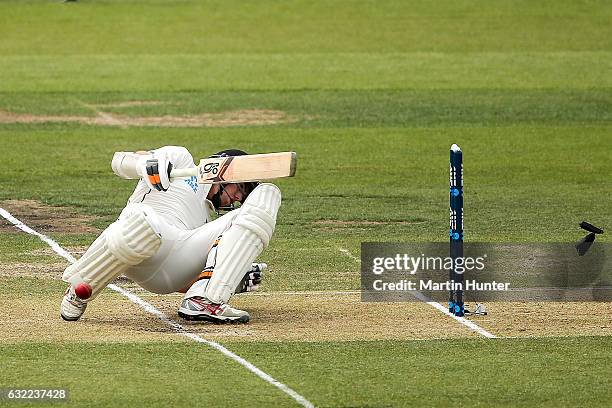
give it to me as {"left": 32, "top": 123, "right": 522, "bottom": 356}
{"left": 169, "top": 167, "right": 197, "bottom": 178}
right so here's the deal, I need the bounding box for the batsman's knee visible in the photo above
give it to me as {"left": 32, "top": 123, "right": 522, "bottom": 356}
{"left": 107, "top": 205, "right": 162, "bottom": 264}
{"left": 62, "top": 204, "right": 162, "bottom": 300}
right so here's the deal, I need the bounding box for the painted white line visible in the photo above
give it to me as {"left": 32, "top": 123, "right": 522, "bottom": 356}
{"left": 0, "top": 207, "right": 315, "bottom": 408}
{"left": 409, "top": 290, "right": 497, "bottom": 338}
{"left": 108, "top": 285, "right": 314, "bottom": 408}
{"left": 0, "top": 208, "right": 78, "bottom": 263}
{"left": 337, "top": 247, "right": 497, "bottom": 339}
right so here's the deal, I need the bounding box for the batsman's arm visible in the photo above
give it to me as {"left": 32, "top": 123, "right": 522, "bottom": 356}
{"left": 111, "top": 151, "right": 150, "bottom": 180}
{"left": 112, "top": 146, "right": 199, "bottom": 191}
{"left": 112, "top": 151, "right": 173, "bottom": 191}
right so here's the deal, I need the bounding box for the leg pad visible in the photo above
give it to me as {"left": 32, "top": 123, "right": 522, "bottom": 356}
{"left": 62, "top": 206, "right": 161, "bottom": 300}
{"left": 205, "top": 184, "right": 281, "bottom": 304}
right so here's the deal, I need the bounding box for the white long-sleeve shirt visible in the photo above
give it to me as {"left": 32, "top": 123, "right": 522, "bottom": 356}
{"left": 122, "top": 146, "right": 215, "bottom": 229}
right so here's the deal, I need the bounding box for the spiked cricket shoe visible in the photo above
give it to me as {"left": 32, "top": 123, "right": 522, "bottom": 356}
{"left": 60, "top": 286, "right": 87, "bottom": 321}
{"left": 178, "top": 297, "right": 249, "bottom": 323}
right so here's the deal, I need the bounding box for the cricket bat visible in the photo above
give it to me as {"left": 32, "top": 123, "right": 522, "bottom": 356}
{"left": 170, "top": 152, "right": 297, "bottom": 184}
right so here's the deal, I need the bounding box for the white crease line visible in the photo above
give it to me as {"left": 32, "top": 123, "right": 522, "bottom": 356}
{"left": 337, "top": 247, "right": 497, "bottom": 339}
{"left": 0, "top": 207, "right": 315, "bottom": 408}
{"left": 409, "top": 290, "right": 497, "bottom": 338}
{"left": 0, "top": 208, "right": 78, "bottom": 264}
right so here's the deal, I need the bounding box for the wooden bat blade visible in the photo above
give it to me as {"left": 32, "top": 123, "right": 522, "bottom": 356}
{"left": 170, "top": 152, "right": 297, "bottom": 184}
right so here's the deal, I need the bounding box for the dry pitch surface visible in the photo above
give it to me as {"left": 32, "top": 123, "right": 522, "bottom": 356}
{"left": 1, "top": 200, "right": 610, "bottom": 345}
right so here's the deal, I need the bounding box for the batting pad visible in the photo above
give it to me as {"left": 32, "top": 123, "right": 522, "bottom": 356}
{"left": 62, "top": 205, "right": 161, "bottom": 300}
{"left": 205, "top": 184, "right": 281, "bottom": 304}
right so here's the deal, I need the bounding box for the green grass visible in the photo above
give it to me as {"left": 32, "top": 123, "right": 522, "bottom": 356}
{"left": 1, "top": 337, "right": 611, "bottom": 407}
{"left": 232, "top": 337, "right": 612, "bottom": 407}
{"left": 0, "top": 342, "right": 299, "bottom": 407}
{"left": 0, "top": 234, "right": 51, "bottom": 263}
{"left": 1, "top": 90, "right": 611, "bottom": 126}
{"left": 2, "top": 52, "right": 611, "bottom": 92}
{"left": 1, "top": 0, "right": 611, "bottom": 406}
{"left": 0, "top": 276, "right": 66, "bottom": 296}
{"left": 1, "top": 125, "right": 611, "bottom": 292}
{"left": 1, "top": 1, "right": 611, "bottom": 92}
{"left": 2, "top": 126, "right": 611, "bottom": 235}
{"left": 1, "top": 0, "right": 611, "bottom": 54}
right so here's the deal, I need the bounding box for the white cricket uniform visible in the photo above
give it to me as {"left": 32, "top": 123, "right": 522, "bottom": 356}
{"left": 119, "top": 146, "right": 239, "bottom": 294}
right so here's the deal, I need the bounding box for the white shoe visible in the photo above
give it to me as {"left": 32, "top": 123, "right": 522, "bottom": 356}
{"left": 60, "top": 286, "right": 87, "bottom": 321}
{"left": 178, "top": 297, "right": 249, "bottom": 323}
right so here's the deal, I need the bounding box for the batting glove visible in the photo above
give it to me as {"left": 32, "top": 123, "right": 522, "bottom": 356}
{"left": 140, "top": 153, "right": 173, "bottom": 191}
{"left": 236, "top": 263, "right": 266, "bottom": 294}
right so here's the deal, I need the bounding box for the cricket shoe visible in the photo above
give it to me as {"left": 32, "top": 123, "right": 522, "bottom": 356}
{"left": 60, "top": 286, "right": 87, "bottom": 321}
{"left": 178, "top": 297, "right": 249, "bottom": 323}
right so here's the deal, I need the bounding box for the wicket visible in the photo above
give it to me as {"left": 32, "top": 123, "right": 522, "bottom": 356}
{"left": 449, "top": 144, "right": 464, "bottom": 316}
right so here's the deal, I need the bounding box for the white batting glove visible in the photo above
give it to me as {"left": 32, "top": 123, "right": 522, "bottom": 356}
{"left": 236, "top": 263, "right": 266, "bottom": 294}
{"left": 138, "top": 153, "right": 173, "bottom": 191}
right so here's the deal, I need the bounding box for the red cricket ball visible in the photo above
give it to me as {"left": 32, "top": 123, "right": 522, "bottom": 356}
{"left": 74, "top": 282, "right": 92, "bottom": 300}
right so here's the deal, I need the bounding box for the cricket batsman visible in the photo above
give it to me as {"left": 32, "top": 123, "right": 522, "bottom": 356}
{"left": 60, "top": 146, "right": 282, "bottom": 323}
